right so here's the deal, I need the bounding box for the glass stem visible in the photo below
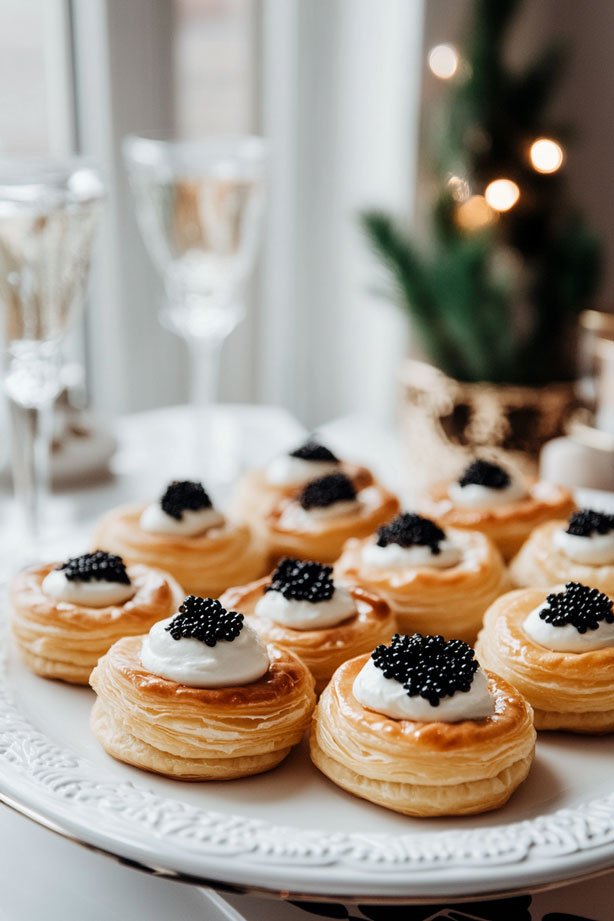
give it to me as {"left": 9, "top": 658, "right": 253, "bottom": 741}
{"left": 9, "top": 398, "right": 53, "bottom": 549}
{"left": 186, "top": 336, "right": 223, "bottom": 480}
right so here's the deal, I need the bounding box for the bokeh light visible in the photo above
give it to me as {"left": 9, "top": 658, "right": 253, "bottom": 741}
{"left": 530, "top": 138, "right": 564, "bottom": 174}
{"left": 485, "top": 178, "right": 520, "bottom": 212}
{"left": 428, "top": 44, "right": 459, "bottom": 80}
{"left": 456, "top": 195, "right": 496, "bottom": 231}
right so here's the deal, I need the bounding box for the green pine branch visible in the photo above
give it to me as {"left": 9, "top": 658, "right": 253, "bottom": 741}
{"left": 360, "top": 0, "right": 602, "bottom": 385}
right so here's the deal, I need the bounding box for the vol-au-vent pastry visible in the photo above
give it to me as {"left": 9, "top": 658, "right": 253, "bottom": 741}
{"left": 11, "top": 551, "right": 184, "bottom": 684}
{"left": 418, "top": 458, "right": 575, "bottom": 562}
{"left": 510, "top": 509, "right": 614, "bottom": 594}
{"left": 264, "top": 471, "right": 400, "bottom": 565}
{"left": 93, "top": 479, "right": 268, "bottom": 597}
{"left": 476, "top": 581, "right": 614, "bottom": 733}
{"left": 220, "top": 557, "right": 396, "bottom": 693}
{"left": 229, "top": 436, "right": 374, "bottom": 527}
{"left": 90, "top": 594, "right": 316, "bottom": 780}
{"left": 335, "top": 512, "right": 509, "bottom": 644}
{"left": 310, "top": 633, "right": 535, "bottom": 816}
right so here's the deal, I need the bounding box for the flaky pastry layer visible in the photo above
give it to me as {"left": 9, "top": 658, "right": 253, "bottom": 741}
{"left": 92, "top": 502, "right": 268, "bottom": 597}
{"left": 309, "top": 655, "right": 535, "bottom": 816}
{"left": 476, "top": 588, "right": 614, "bottom": 732}
{"left": 335, "top": 528, "right": 509, "bottom": 644}
{"left": 418, "top": 481, "right": 575, "bottom": 562}
{"left": 220, "top": 579, "right": 395, "bottom": 694}
{"left": 10, "top": 563, "right": 184, "bottom": 684}
{"left": 90, "top": 636, "right": 316, "bottom": 780}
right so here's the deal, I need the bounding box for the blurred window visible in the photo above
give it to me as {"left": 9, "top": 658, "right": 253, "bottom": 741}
{"left": 173, "top": 0, "right": 255, "bottom": 137}
{"left": 0, "top": 0, "right": 51, "bottom": 155}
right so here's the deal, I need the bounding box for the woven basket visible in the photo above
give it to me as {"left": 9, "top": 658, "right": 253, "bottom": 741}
{"left": 399, "top": 360, "right": 578, "bottom": 497}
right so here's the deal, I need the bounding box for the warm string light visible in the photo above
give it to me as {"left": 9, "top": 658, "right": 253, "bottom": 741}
{"left": 530, "top": 137, "right": 564, "bottom": 174}
{"left": 428, "top": 44, "right": 459, "bottom": 80}
{"left": 485, "top": 178, "right": 520, "bottom": 212}
{"left": 455, "top": 195, "right": 496, "bottom": 231}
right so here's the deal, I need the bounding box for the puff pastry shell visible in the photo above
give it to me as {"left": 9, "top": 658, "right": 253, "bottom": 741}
{"left": 264, "top": 484, "right": 400, "bottom": 565}
{"left": 418, "top": 481, "right": 574, "bottom": 562}
{"left": 509, "top": 520, "right": 614, "bottom": 594}
{"left": 335, "top": 528, "right": 509, "bottom": 645}
{"left": 92, "top": 502, "right": 268, "bottom": 597}
{"left": 220, "top": 580, "right": 396, "bottom": 694}
{"left": 230, "top": 462, "right": 374, "bottom": 529}
{"left": 90, "top": 636, "right": 316, "bottom": 779}
{"left": 476, "top": 588, "right": 614, "bottom": 732}
{"left": 10, "top": 563, "right": 184, "bottom": 684}
{"left": 309, "top": 654, "right": 535, "bottom": 816}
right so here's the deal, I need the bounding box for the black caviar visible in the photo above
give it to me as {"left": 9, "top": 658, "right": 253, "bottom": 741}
{"left": 376, "top": 512, "right": 445, "bottom": 555}
{"left": 289, "top": 438, "right": 339, "bottom": 463}
{"left": 58, "top": 551, "right": 131, "bottom": 585}
{"left": 299, "top": 472, "right": 357, "bottom": 510}
{"left": 458, "top": 459, "right": 511, "bottom": 490}
{"left": 540, "top": 581, "right": 614, "bottom": 634}
{"left": 160, "top": 480, "right": 213, "bottom": 520}
{"left": 166, "top": 596, "right": 244, "bottom": 646}
{"left": 371, "top": 633, "right": 479, "bottom": 706}
{"left": 566, "top": 509, "right": 614, "bottom": 538}
{"left": 266, "top": 558, "right": 335, "bottom": 603}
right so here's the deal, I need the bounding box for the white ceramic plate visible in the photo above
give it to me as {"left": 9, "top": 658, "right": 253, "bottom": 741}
{"left": 2, "top": 630, "right": 614, "bottom": 901}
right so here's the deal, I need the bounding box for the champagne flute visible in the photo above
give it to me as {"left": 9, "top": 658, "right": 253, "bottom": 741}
{"left": 123, "top": 134, "right": 267, "bottom": 479}
{"left": 0, "top": 158, "right": 104, "bottom": 553}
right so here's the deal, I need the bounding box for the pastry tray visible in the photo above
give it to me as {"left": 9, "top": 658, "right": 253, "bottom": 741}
{"left": 2, "top": 623, "right": 614, "bottom": 903}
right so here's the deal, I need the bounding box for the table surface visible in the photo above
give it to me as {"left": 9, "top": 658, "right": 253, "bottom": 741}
{"left": 2, "top": 403, "right": 614, "bottom": 921}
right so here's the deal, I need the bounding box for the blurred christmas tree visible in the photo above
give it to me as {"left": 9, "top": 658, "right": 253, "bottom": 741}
{"left": 362, "top": 0, "right": 602, "bottom": 385}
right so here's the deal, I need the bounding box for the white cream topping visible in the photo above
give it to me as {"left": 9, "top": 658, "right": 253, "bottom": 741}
{"left": 254, "top": 585, "right": 356, "bottom": 630}
{"left": 42, "top": 569, "right": 136, "bottom": 608}
{"left": 361, "top": 537, "right": 462, "bottom": 570}
{"left": 448, "top": 478, "right": 526, "bottom": 509}
{"left": 278, "top": 497, "right": 361, "bottom": 531}
{"left": 553, "top": 527, "right": 614, "bottom": 565}
{"left": 139, "top": 503, "right": 225, "bottom": 537}
{"left": 352, "top": 657, "right": 494, "bottom": 722}
{"left": 265, "top": 455, "right": 339, "bottom": 487}
{"left": 523, "top": 602, "right": 614, "bottom": 652}
{"left": 140, "top": 616, "right": 270, "bottom": 688}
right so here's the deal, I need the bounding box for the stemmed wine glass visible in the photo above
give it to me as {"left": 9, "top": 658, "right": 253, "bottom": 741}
{"left": 123, "top": 134, "right": 267, "bottom": 479}
{"left": 0, "top": 158, "right": 104, "bottom": 554}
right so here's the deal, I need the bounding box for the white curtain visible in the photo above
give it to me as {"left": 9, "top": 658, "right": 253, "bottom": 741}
{"left": 259, "top": 0, "right": 425, "bottom": 428}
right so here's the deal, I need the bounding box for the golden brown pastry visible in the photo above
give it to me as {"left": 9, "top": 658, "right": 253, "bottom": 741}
{"left": 336, "top": 512, "right": 509, "bottom": 644}
{"left": 418, "top": 458, "right": 575, "bottom": 562}
{"left": 229, "top": 436, "right": 374, "bottom": 528}
{"left": 310, "top": 634, "right": 535, "bottom": 816}
{"left": 510, "top": 509, "right": 614, "bottom": 593}
{"left": 11, "top": 551, "right": 184, "bottom": 684}
{"left": 93, "top": 480, "right": 268, "bottom": 597}
{"left": 90, "top": 595, "right": 316, "bottom": 779}
{"left": 221, "top": 558, "right": 396, "bottom": 694}
{"left": 476, "top": 581, "right": 614, "bottom": 732}
{"left": 263, "top": 472, "right": 399, "bottom": 565}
